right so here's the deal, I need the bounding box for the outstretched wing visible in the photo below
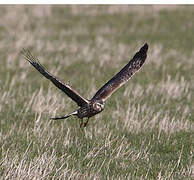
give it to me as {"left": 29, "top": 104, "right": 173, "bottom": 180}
{"left": 21, "top": 49, "right": 89, "bottom": 107}
{"left": 92, "top": 43, "right": 148, "bottom": 102}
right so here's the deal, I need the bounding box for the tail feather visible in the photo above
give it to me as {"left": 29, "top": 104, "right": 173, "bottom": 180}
{"left": 51, "top": 111, "right": 77, "bottom": 120}
{"left": 51, "top": 114, "right": 71, "bottom": 120}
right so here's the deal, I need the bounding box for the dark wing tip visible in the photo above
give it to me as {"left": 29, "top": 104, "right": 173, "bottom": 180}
{"left": 133, "top": 43, "right": 148, "bottom": 59}
{"left": 20, "top": 48, "right": 36, "bottom": 64}
{"left": 139, "top": 43, "right": 148, "bottom": 54}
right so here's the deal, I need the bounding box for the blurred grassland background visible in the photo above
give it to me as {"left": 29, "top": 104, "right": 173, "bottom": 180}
{"left": 0, "top": 5, "right": 193, "bottom": 179}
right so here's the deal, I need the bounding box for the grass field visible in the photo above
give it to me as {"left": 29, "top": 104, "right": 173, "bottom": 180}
{"left": 0, "top": 5, "right": 193, "bottom": 179}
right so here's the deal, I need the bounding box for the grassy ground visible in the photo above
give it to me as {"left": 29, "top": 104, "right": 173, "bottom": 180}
{"left": 0, "top": 5, "right": 193, "bottom": 179}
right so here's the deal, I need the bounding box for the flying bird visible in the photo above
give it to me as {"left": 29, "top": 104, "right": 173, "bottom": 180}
{"left": 21, "top": 43, "right": 148, "bottom": 127}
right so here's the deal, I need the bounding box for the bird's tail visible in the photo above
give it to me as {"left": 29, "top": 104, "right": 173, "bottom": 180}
{"left": 51, "top": 111, "right": 78, "bottom": 120}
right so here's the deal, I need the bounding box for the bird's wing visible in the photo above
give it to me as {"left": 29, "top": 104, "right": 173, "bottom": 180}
{"left": 92, "top": 43, "right": 148, "bottom": 102}
{"left": 21, "top": 49, "right": 89, "bottom": 107}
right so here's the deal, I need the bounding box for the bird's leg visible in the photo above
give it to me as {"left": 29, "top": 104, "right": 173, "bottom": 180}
{"left": 80, "top": 118, "right": 83, "bottom": 128}
{"left": 84, "top": 118, "right": 89, "bottom": 127}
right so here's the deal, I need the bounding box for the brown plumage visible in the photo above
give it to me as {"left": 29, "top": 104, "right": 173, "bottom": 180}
{"left": 21, "top": 43, "right": 148, "bottom": 127}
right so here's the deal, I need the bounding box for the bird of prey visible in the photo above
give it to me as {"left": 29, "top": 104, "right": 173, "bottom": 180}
{"left": 21, "top": 43, "right": 148, "bottom": 128}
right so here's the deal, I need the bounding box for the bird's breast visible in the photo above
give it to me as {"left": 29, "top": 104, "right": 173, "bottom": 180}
{"left": 77, "top": 103, "right": 103, "bottom": 119}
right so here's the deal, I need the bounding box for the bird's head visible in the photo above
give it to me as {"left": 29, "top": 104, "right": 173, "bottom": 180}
{"left": 93, "top": 100, "right": 105, "bottom": 112}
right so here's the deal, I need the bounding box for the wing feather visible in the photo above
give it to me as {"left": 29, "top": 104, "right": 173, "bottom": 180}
{"left": 21, "top": 49, "right": 89, "bottom": 107}
{"left": 92, "top": 43, "right": 148, "bottom": 102}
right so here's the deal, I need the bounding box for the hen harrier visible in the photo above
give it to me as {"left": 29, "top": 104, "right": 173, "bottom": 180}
{"left": 21, "top": 43, "right": 148, "bottom": 127}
